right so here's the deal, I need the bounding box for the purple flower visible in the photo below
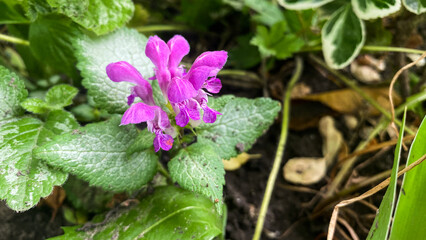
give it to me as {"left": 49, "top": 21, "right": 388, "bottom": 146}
{"left": 106, "top": 35, "right": 227, "bottom": 151}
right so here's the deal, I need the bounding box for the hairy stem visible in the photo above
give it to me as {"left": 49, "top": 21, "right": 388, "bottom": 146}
{"left": 253, "top": 56, "right": 303, "bottom": 240}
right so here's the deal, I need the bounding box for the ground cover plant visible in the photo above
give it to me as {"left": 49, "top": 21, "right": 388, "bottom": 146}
{"left": 0, "top": 0, "right": 426, "bottom": 239}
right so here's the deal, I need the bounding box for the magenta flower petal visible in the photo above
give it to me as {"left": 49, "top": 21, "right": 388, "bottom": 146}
{"left": 145, "top": 36, "right": 170, "bottom": 70}
{"left": 120, "top": 102, "right": 156, "bottom": 125}
{"left": 205, "top": 77, "right": 222, "bottom": 94}
{"left": 203, "top": 106, "right": 222, "bottom": 123}
{"left": 133, "top": 85, "right": 155, "bottom": 106}
{"left": 127, "top": 93, "right": 136, "bottom": 106}
{"left": 175, "top": 109, "right": 189, "bottom": 127}
{"left": 156, "top": 108, "right": 172, "bottom": 130}
{"left": 191, "top": 51, "right": 228, "bottom": 70}
{"left": 167, "top": 77, "right": 197, "bottom": 103}
{"left": 186, "top": 66, "right": 215, "bottom": 90}
{"left": 106, "top": 61, "right": 147, "bottom": 86}
{"left": 154, "top": 133, "right": 174, "bottom": 152}
{"left": 167, "top": 35, "right": 190, "bottom": 69}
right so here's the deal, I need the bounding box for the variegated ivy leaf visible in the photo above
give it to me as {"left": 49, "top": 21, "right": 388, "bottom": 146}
{"left": 277, "top": 0, "right": 334, "bottom": 9}
{"left": 74, "top": 28, "right": 155, "bottom": 114}
{"left": 403, "top": 0, "right": 426, "bottom": 14}
{"left": 352, "top": 0, "right": 401, "bottom": 20}
{"left": 0, "top": 110, "right": 78, "bottom": 211}
{"left": 322, "top": 4, "right": 365, "bottom": 69}
{"left": 34, "top": 116, "right": 158, "bottom": 192}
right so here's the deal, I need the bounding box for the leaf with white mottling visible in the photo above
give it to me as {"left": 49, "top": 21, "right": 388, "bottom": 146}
{"left": 197, "top": 96, "right": 281, "bottom": 160}
{"left": 169, "top": 143, "right": 225, "bottom": 214}
{"left": 49, "top": 186, "right": 222, "bottom": 240}
{"left": 278, "top": 0, "right": 334, "bottom": 9}
{"left": 403, "top": 0, "right": 426, "bottom": 14}
{"left": 35, "top": 116, "right": 158, "bottom": 192}
{"left": 352, "top": 0, "right": 401, "bottom": 20}
{"left": 47, "top": 0, "right": 134, "bottom": 35}
{"left": 0, "top": 110, "right": 78, "bottom": 211}
{"left": 0, "top": 65, "right": 28, "bottom": 120}
{"left": 74, "top": 28, "right": 155, "bottom": 113}
{"left": 322, "top": 4, "right": 365, "bottom": 69}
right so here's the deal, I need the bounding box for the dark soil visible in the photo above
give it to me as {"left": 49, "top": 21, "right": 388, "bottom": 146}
{"left": 0, "top": 202, "right": 65, "bottom": 240}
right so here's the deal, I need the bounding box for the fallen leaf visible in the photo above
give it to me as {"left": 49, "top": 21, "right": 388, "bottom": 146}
{"left": 350, "top": 61, "right": 381, "bottom": 83}
{"left": 223, "top": 152, "right": 261, "bottom": 171}
{"left": 343, "top": 115, "right": 358, "bottom": 130}
{"left": 40, "top": 186, "right": 66, "bottom": 222}
{"left": 291, "top": 83, "right": 311, "bottom": 98}
{"left": 283, "top": 157, "right": 326, "bottom": 185}
{"left": 319, "top": 116, "right": 343, "bottom": 166}
{"left": 294, "top": 87, "right": 401, "bottom": 116}
{"left": 407, "top": 53, "right": 426, "bottom": 67}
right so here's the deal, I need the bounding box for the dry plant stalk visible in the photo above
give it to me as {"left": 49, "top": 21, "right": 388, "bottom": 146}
{"left": 327, "top": 154, "right": 426, "bottom": 240}
{"left": 388, "top": 52, "right": 426, "bottom": 136}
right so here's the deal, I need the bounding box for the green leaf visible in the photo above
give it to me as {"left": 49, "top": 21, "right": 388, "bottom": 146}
{"left": 46, "top": 0, "right": 134, "bottom": 35}
{"left": 45, "top": 84, "right": 78, "bottom": 108}
{"left": 322, "top": 4, "right": 365, "bottom": 69}
{"left": 229, "top": 35, "right": 261, "bottom": 69}
{"left": 29, "top": 14, "right": 82, "bottom": 77}
{"left": 169, "top": 143, "right": 225, "bottom": 214}
{"left": 63, "top": 175, "right": 114, "bottom": 213}
{"left": 50, "top": 186, "right": 222, "bottom": 240}
{"left": 74, "top": 27, "right": 155, "bottom": 113}
{"left": 0, "top": 65, "right": 28, "bottom": 120}
{"left": 251, "top": 21, "right": 305, "bottom": 59}
{"left": 352, "top": 0, "right": 401, "bottom": 20}
{"left": 403, "top": 0, "right": 426, "bottom": 14}
{"left": 278, "top": 0, "right": 334, "bottom": 9}
{"left": 197, "top": 96, "right": 281, "bottom": 160}
{"left": 21, "top": 84, "right": 78, "bottom": 114}
{"left": 21, "top": 98, "right": 50, "bottom": 114}
{"left": 244, "top": 0, "right": 285, "bottom": 26}
{"left": 390, "top": 115, "right": 426, "bottom": 239}
{"left": 34, "top": 116, "right": 158, "bottom": 192}
{"left": 0, "top": 110, "right": 78, "bottom": 211}
{"left": 176, "top": 0, "right": 223, "bottom": 31}
{"left": 367, "top": 110, "right": 406, "bottom": 239}
{"left": 0, "top": 0, "right": 31, "bottom": 24}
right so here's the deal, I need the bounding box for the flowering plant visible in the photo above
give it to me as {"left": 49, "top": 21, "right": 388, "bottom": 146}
{"left": 0, "top": 27, "right": 280, "bottom": 239}
{"left": 106, "top": 35, "right": 227, "bottom": 152}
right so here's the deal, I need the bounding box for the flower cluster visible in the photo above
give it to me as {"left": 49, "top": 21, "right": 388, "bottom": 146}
{"left": 106, "top": 35, "right": 227, "bottom": 152}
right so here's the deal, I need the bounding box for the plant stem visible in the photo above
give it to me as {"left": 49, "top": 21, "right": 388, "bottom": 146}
{"left": 362, "top": 45, "right": 425, "bottom": 55}
{"left": 309, "top": 55, "right": 415, "bottom": 135}
{"left": 253, "top": 56, "right": 303, "bottom": 240}
{"left": 135, "top": 25, "right": 189, "bottom": 33}
{"left": 157, "top": 161, "right": 171, "bottom": 179}
{"left": 302, "top": 45, "right": 425, "bottom": 55}
{"left": 0, "top": 33, "right": 29, "bottom": 46}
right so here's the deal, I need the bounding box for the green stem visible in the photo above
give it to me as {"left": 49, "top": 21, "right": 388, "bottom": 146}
{"left": 302, "top": 45, "right": 425, "bottom": 55}
{"left": 253, "top": 56, "right": 303, "bottom": 240}
{"left": 157, "top": 161, "right": 171, "bottom": 180}
{"left": 135, "top": 25, "right": 189, "bottom": 33}
{"left": 309, "top": 55, "right": 415, "bottom": 135}
{"left": 362, "top": 45, "right": 425, "bottom": 55}
{"left": 0, "top": 33, "right": 29, "bottom": 46}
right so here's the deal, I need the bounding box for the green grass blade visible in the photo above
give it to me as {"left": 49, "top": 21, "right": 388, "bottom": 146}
{"left": 390, "top": 115, "right": 426, "bottom": 239}
{"left": 367, "top": 110, "right": 406, "bottom": 239}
